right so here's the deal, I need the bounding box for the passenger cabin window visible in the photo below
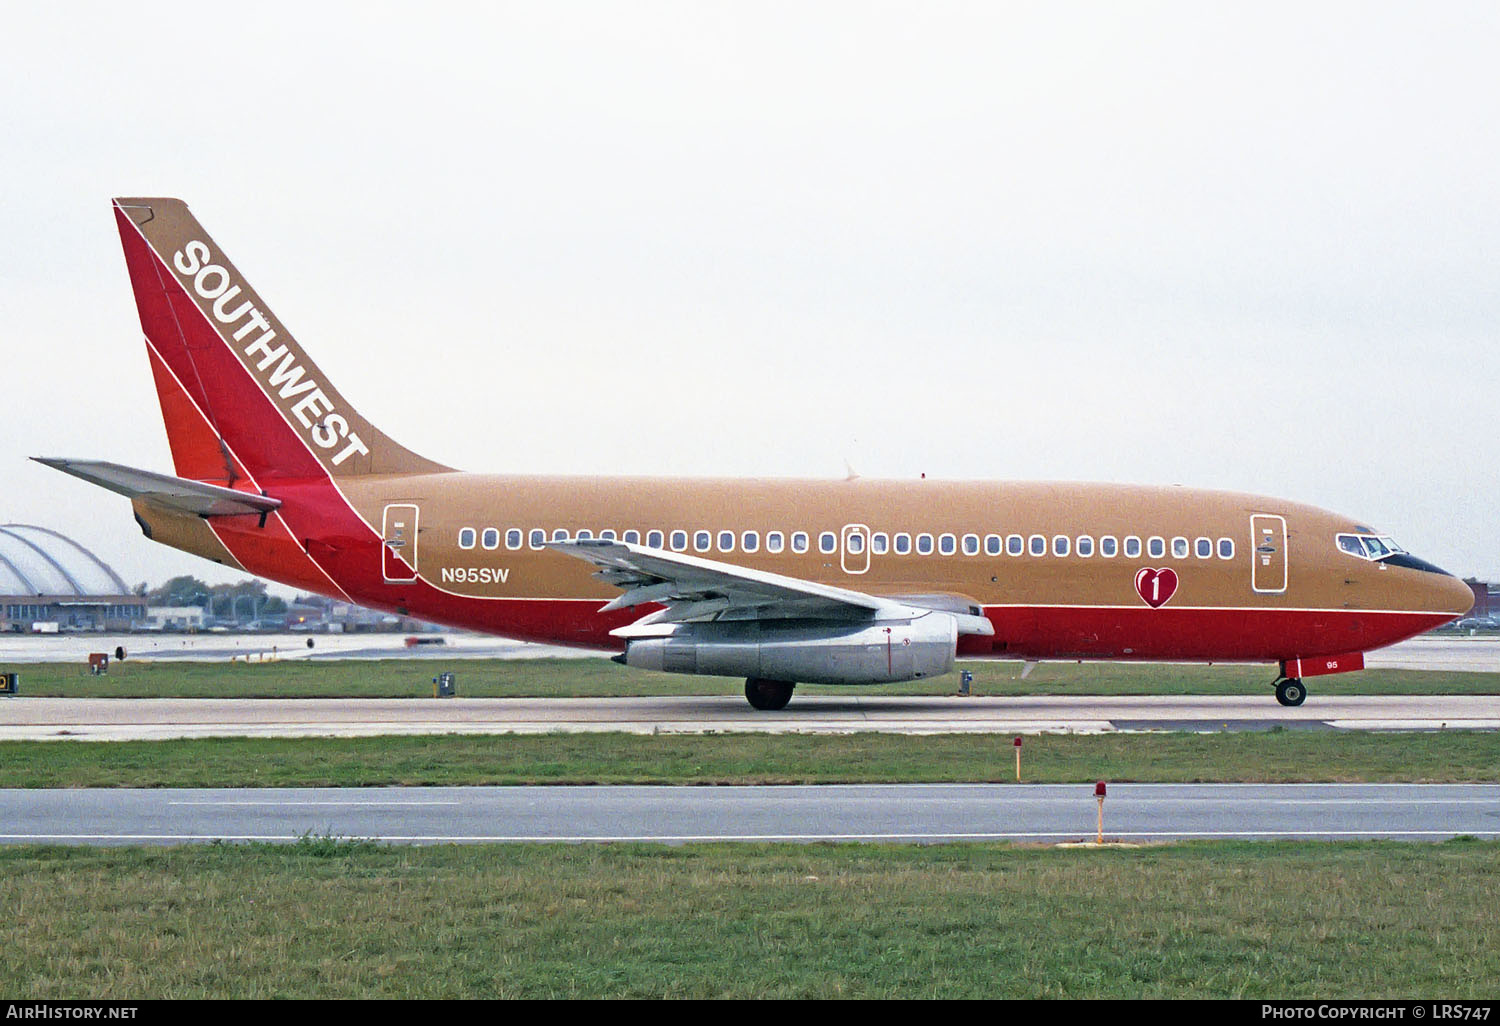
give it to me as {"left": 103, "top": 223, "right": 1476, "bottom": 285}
{"left": 792, "top": 532, "right": 810, "bottom": 553}
{"left": 1218, "top": 538, "right": 1234, "bottom": 559}
{"left": 894, "top": 533, "right": 912, "bottom": 555}
{"left": 1076, "top": 536, "right": 1094, "bottom": 557}
{"left": 917, "top": 533, "right": 935, "bottom": 555}
{"left": 1100, "top": 536, "right": 1118, "bottom": 557}
{"left": 552, "top": 528, "right": 571, "bottom": 542}
{"left": 647, "top": 530, "right": 664, "bottom": 548}
{"left": 985, "top": 534, "right": 1002, "bottom": 556}
{"left": 767, "top": 532, "right": 785, "bottom": 553}
{"left": 576, "top": 529, "right": 593, "bottom": 541}
{"left": 846, "top": 533, "right": 864, "bottom": 554}
{"left": 962, "top": 534, "right": 980, "bottom": 555}
{"left": 939, "top": 534, "right": 956, "bottom": 555}
{"left": 670, "top": 530, "right": 687, "bottom": 551}
{"left": 459, "top": 528, "right": 477, "bottom": 550}
{"left": 482, "top": 528, "right": 499, "bottom": 550}
{"left": 1195, "top": 537, "right": 1212, "bottom": 558}
{"left": 529, "top": 529, "right": 546, "bottom": 549}
{"left": 872, "top": 533, "right": 889, "bottom": 554}
{"left": 718, "top": 531, "right": 735, "bottom": 552}
{"left": 1052, "top": 535, "right": 1070, "bottom": 557}
{"left": 1029, "top": 535, "right": 1046, "bottom": 557}
{"left": 1007, "top": 534, "right": 1024, "bottom": 556}
{"left": 624, "top": 530, "right": 641, "bottom": 544}
{"left": 599, "top": 530, "right": 617, "bottom": 542}
{"left": 1124, "top": 536, "right": 1142, "bottom": 558}
{"left": 506, "top": 529, "right": 523, "bottom": 550}
{"left": 694, "top": 531, "right": 711, "bottom": 552}
{"left": 819, "top": 532, "right": 837, "bottom": 554}
{"left": 1148, "top": 537, "right": 1165, "bottom": 558}
{"left": 1172, "top": 537, "right": 1189, "bottom": 559}
{"left": 742, "top": 531, "right": 760, "bottom": 553}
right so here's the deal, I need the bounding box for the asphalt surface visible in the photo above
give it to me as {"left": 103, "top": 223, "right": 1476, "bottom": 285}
{"left": 3, "top": 783, "right": 1497, "bottom": 845}
{"left": 3, "top": 693, "right": 1498, "bottom": 740}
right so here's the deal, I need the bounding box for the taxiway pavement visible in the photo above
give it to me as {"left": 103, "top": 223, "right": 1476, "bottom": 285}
{"left": 3, "top": 694, "right": 1499, "bottom": 741}
{"left": 2, "top": 783, "right": 1496, "bottom": 845}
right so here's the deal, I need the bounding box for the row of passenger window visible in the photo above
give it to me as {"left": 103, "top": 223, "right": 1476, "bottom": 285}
{"left": 456, "top": 526, "right": 1237, "bottom": 561}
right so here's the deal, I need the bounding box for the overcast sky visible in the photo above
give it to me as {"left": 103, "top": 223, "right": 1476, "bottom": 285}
{"left": 3, "top": 1, "right": 1497, "bottom": 594}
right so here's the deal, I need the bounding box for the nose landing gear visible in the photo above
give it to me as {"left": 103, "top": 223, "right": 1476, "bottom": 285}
{"left": 1274, "top": 677, "right": 1306, "bottom": 707}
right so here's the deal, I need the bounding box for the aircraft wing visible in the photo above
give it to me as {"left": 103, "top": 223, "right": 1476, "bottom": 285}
{"left": 32, "top": 458, "right": 283, "bottom": 518}
{"left": 547, "top": 538, "right": 994, "bottom": 638}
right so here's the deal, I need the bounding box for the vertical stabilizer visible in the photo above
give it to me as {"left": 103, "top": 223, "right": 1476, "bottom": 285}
{"left": 113, "top": 197, "right": 450, "bottom": 483}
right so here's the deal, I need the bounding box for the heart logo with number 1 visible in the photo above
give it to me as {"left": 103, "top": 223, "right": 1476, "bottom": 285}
{"left": 1134, "top": 567, "right": 1178, "bottom": 608}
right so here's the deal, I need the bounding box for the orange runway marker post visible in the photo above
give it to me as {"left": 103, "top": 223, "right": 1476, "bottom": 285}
{"left": 1095, "top": 781, "right": 1107, "bottom": 844}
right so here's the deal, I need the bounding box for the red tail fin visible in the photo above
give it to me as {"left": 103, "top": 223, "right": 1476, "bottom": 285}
{"left": 113, "top": 198, "right": 450, "bottom": 485}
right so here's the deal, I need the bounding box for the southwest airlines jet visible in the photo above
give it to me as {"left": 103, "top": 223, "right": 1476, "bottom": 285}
{"left": 37, "top": 198, "right": 1473, "bottom": 709}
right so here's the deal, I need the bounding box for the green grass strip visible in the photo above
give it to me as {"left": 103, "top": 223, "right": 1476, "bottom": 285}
{"left": 6, "top": 656, "right": 1500, "bottom": 697}
{"left": 3, "top": 840, "right": 1497, "bottom": 998}
{"left": 3, "top": 730, "right": 1497, "bottom": 787}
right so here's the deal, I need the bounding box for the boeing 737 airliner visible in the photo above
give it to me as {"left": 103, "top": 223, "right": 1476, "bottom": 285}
{"left": 37, "top": 198, "right": 1473, "bottom": 709}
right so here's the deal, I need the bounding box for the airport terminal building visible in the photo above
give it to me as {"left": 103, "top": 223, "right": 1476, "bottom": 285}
{"left": 0, "top": 524, "right": 145, "bottom": 632}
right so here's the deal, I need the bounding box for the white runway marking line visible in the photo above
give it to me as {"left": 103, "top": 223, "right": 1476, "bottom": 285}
{"left": 167, "top": 800, "right": 464, "bottom": 807}
{"left": 4, "top": 830, "right": 1500, "bottom": 844}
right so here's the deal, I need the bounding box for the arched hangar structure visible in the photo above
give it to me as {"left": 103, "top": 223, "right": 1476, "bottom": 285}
{"left": 0, "top": 524, "right": 145, "bottom": 632}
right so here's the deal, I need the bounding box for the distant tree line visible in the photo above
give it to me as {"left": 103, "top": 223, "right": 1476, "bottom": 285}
{"left": 145, "top": 576, "right": 289, "bottom": 618}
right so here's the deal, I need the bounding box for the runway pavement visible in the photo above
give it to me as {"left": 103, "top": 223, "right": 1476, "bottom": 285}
{"left": 2, "top": 783, "right": 1496, "bottom": 845}
{"left": 3, "top": 693, "right": 1499, "bottom": 740}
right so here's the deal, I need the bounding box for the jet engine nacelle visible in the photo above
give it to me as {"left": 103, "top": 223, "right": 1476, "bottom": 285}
{"left": 620, "top": 613, "right": 958, "bottom": 686}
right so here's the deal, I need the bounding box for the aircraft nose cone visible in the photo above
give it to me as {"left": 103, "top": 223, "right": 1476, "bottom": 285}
{"left": 1435, "top": 572, "right": 1476, "bottom": 618}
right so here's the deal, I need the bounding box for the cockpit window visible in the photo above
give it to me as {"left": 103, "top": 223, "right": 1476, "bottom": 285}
{"left": 1336, "top": 532, "right": 1407, "bottom": 561}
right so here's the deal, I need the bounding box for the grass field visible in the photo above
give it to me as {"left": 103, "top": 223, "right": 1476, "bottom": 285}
{"left": 4, "top": 839, "right": 1497, "bottom": 998}
{"left": 4, "top": 730, "right": 1498, "bottom": 787}
{"left": 8, "top": 656, "right": 1500, "bottom": 698}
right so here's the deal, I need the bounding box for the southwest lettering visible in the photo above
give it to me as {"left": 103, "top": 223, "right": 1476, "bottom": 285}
{"left": 232, "top": 310, "right": 272, "bottom": 342}
{"left": 173, "top": 240, "right": 210, "bottom": 276}
{"left": 245, "top": 334, "right": 287, "bottom": 370}
{"left": 194, "top": 264, "right": 231, "bottom": 299}
{"left": 291, "top": 389, "right": 332, "bottom": 428}
{"left": 268, "top": 353, "right": 317, "bottom": 399}
{"left": 331, "top": 433, "right": 370, "bottom": 466}
{"left": 212, "top": 286, "right": 253, "bottom": 323}
{"left": 170, "top": 237, "right": 372, "bottom": 472}
{"left": 312, "top": 413, "right": 348, "bottom": 449}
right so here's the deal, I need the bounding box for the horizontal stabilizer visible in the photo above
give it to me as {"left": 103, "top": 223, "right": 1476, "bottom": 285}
{"left": 32, "top": 458, "right": 282, "bottom": 518}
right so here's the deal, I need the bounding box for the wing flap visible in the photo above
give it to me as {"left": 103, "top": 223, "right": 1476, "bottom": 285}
{"left": 32, "top": 458, "right": 282, "bottom": 518}
{"left": 548, "top": 538, "right": 995, "bottom": 636}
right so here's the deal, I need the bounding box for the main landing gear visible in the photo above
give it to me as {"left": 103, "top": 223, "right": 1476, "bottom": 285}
{"left": 1274, "top": 677, "right": 1307, "bottom": 707}
{"left": 745, "top": 678, "right": 796, "bottom": 711}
